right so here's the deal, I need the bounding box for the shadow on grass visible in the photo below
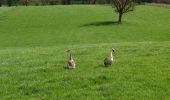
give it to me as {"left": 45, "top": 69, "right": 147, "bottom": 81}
{"left": 96, "top": 64, "right": 104, "bottom": 68}
{"left": 95, "top": 64, "right": 112, "bottom": 68}
{"left": 81, "top": 21, "right": 119, "bottom": 27}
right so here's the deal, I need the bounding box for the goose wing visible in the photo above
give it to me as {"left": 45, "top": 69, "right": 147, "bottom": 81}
{"left": 104, "top": 57, "right": 112, "bottom": 66}
{"left": 67, "top": 60, "right": 75, "bottom": 68}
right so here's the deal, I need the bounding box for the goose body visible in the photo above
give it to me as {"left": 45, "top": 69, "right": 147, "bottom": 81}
{"left": 67, "top": 50, "right": 75, "bottom": 69}
{"left": 104, "top": 48, "right": 115, "bottom": 66}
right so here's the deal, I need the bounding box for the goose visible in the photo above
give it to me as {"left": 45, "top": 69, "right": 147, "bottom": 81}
{"left": 66, "top": 50, "right": 75, "bottom": 69}
{"left": 104, "top": 48, "right": 115, "bottom": 66}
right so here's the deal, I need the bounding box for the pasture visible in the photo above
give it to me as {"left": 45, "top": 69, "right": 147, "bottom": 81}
{"left": 0, "top": 5, "right": 170, "bottom": 99}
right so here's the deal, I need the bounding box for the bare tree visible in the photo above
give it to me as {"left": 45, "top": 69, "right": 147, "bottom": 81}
{"left": 112, "top": 0, "right": 135, "bottom": 23}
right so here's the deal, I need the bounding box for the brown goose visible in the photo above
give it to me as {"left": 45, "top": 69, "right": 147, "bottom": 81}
{"left": 104, "top": 48, "right": 115, "bottom": 66}
{"left": 67, "top": 50, "right": 75, "bottom": 69}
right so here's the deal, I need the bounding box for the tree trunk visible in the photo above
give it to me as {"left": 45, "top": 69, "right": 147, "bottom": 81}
{"left": 25, "top": 0, "right": 28, "bottom": 6}
{"left": 118, "top": 12, "right": 123, "bottom": 23}
{"left": 0, "top": 1, "right": 2, "bottom": 7}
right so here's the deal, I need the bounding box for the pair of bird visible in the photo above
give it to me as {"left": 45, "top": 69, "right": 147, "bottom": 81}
{"left": 67, "top": 48, "right": 115, "bottom": 69}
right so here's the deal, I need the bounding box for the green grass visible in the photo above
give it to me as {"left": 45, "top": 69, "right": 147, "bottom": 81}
{"left": 0, "top": 5, "right": 170, "bottom": 99}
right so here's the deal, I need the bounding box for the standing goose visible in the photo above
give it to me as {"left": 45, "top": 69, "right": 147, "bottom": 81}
{"left": 67, "top": 50, "right": 75, "bottom": 69}
{"left": 104, "top": 48, "right": 115, "bottom": 66}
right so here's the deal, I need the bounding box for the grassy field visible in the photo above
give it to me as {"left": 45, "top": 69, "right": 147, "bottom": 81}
{"left": 0, "top": 5, "right": 170, "bottom": 99}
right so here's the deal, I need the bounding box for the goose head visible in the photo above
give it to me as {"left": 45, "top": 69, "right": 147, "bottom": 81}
{"left": 111, "top": 48, "right": 115, "bottom": 52}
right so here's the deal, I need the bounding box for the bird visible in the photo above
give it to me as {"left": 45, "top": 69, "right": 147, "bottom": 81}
{"left": 66, "top": 50, "right": 75, "bottom": 69}
{"left": 104, "top": 48, "right": 115, "bottom": 66}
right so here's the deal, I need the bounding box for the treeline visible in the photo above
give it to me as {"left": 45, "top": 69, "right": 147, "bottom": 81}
{"left": 0, "top": 0, "right": 112, "bottom": 6}
{"left": 0, "top": 0, "right": 170, "bottom": 7}
{"left": 137, "top": 0, "right": 170, "bottom": 4}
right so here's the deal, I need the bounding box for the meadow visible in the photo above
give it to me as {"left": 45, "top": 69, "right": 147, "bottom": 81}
{"left": 0, "top": 5, "right": 170, "bottom": 99}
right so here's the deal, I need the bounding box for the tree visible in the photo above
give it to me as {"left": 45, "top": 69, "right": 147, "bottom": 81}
{"left": 7, "top": 0, "right": 12, "bottom": 6}
{"left": 65, "top": 0, "right": 71, "bottom": 4}
{"left": 112, "top": 0, "right": 135, "bottom": 23}
{"left": 21, "top": 0, "right": 29, "bottom": 6}
{"left": 13, "top": 0, "right": 19, "bottom": 6}
{"left": 0, "top": 0, "right": 2, "bottom": 7}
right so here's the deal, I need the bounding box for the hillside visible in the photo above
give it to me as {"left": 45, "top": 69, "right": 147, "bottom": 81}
{"left": 0, "top": 5, "right": 170, "bottom": 99}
